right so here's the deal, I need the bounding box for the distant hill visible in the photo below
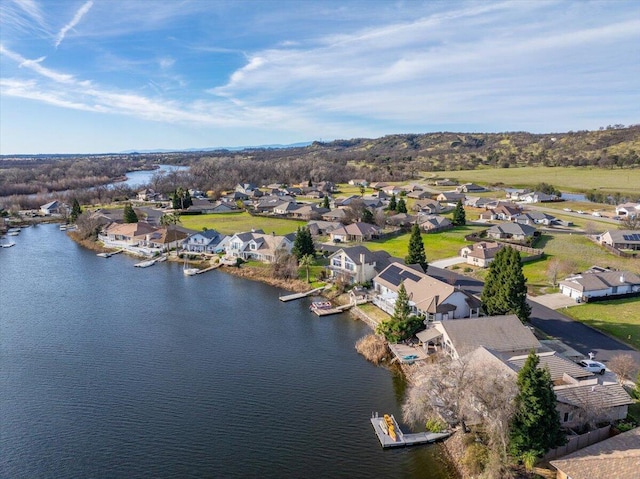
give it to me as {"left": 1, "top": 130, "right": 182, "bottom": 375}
{"left": 118, "top": 142, "right": 312, "bottom": 154}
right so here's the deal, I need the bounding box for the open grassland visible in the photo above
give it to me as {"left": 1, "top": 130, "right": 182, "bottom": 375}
{"left": 180, "top": 212, "right": 306, "bottom": 235}
{"left": 563, "top": 298, "right": 640, "bottom": 350}
{"left": 522, "top": 234, "right": 640, "bottom": 294}
{"left": 431, "top": 167, "right": 640, "bottom": 195}
{"left": 363, "top": 225, "right": 486, "bottom": 261}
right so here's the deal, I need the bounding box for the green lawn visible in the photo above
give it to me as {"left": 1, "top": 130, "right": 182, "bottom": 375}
{"left": 363, "top": 225, "right": 486, "bottom": 261}
{"left": 563, "top": 298, "right": 640, "bottom": 350}
{"left": 522, "top": 234, "right": 640, "bottom": 294}
{"left": 429, "top": 166, "right": 640, "bottom": 196}
{"left": 179, "top": 211, "right": 306, "bottom": 235}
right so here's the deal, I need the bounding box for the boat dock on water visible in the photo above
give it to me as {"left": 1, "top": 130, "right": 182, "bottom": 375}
{"left": 134, "top": 259, "right": 156, "bottom": 268}
{"left": 279, "top": 286, "right": 327, "bottom": 302}
{"left": 370, "top": 413, "right": 450, "bottom": 448}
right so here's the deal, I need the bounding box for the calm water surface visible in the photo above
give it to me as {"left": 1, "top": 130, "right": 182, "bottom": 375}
{"left": 0, "top": 225, "right": 454, "bottom": 478}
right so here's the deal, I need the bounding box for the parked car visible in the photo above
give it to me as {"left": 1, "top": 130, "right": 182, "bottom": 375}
{"left": 592, "top": 212, "right": 602, "bottom": 217}
{"left": 577, "top": 360, "right": 606, "bottom": 375}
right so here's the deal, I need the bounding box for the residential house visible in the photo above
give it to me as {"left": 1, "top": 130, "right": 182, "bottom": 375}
{"left": 348, "top": 179, "right": 368, "bottom": 186}
{"left": 430, "top": 315, "right": 541, "bottom": 359}
{"left": 436, "top": 191, "right": 466, "bottom": 204}
{"left": 254, "top": 195, "right": 295, "bottom": 213}
{"left": 183, "top": 229, "right": 227, "bottom": 254}
{"left": 417, "top": 214, "right": 453, "bottom": 233}
{"left": 381, "top": 185, "right": 404, "bottom": 196}
{"left": 321, "top": 208, "right": 347, "bottom": 222}
{"left": 332, "top": 195, "right": 361, "bottom": 208}
{"left": 505, "top": 188, "right": 530, "bottom": 200}
{"left": 316, "top": 181, "right": 337, "bottom": 194}
{"left": 369, "top": 182, "right": 389, "bottom": 190}
{"left": 306, "top": 220, "right": 342, "bottom": 236}
{"left": 387, "top": 213, "right": 417, "bottom": 227}
{"left": 329, "top": 222, "right": 382, "bottom": 243}
{"left": 514, "top": 211, "right": 557, "bottom": 226}
{"left": 558, "top": 269, "right": 640, "bottom": 302}
{"left": 407, "top": 190, "right": 433, "bottom": 200}
{"left": 186, "top": 198, "right": 237, "bottom": 214}
{"left": 464, "top": 196, "right": 493, "bottom": 208}
{"left": 100, "top": 221, "right": 159, "bottom": 246}
{"left": 225, "top": 230, "right": 294, "bottom": 263}
{"left": 413, "top": 198, "right": 442, "bottom": 214}
{"left": 272, "top": 201, "right": 300, "bottom": 215}
{"left": 138, "top": 227, "right": 189, "bottom": 251}
{"left": 615, "top": 202, "right": 640, "bottom": 218}
{"left": 372, "top": 263, "right": 482, "bottom": 321}
{"left": 327, "top": 245, "right": 401, "bottom": 284}
{"left": 290, "top": 204, "right": 329, "bottom": 220}
{"left": 137, "top": 189, "right": 159, "bottom": 201}
{"left": 222, "top": 191, "right": 249, "bottom": 203}
{"left": 520, "top": 191, "right": 558, "bottom": 203}
{"left": 434, "top": 179, "right": 458, "bottom": 187}
{"left": 456, "top": 183, "right": 487, "bottom": 193}
{"left": 89, "top": 208, "right": 124, "bottom": 225}
{"left": 550, "top": 427, "right": 640, "bottom": 479}
{"left": 486, "top": 222, "right": 537, "bottom": 242}
{"left": 40, "top": 200, "right": 62, "bottom": 216}
{"left": 459, "top": 241, "right": 504, "bottom": 267}
{"left": 235, "top": 183, "right": 259, "bottom": 195}
{"left": 598, "top": 230, "right": 640, "bottom": 251}
{"left": 492, "top": 203, "right": 522, "bottom": 220}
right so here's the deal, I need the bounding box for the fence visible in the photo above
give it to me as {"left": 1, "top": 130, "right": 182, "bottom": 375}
{"left": 543, "top": 425, "right": 611, "bottom": 461}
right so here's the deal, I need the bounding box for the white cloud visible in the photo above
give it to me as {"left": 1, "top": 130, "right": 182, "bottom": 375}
{"left": 54, "top": 0, "right": 93, "bottom": 48}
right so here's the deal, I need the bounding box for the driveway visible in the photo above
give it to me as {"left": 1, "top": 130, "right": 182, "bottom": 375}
{"left": 528, "top": 293, "right": 581, "bottom": 310}
{"left": 426, "top": 266, "right": 640, "bottom": 371}
{"left": 429, "top": 257, "right": 466, "bottom": 269}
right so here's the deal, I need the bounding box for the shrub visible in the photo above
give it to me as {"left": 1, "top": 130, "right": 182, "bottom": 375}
{"left": 425, "top": 417, "right": 447, "bottom": 433}
{"left": 355, "top": 334, "right": 388, "bottom": 365}
{"left": 462, "top": 442, "right": 488, "bottom": 476}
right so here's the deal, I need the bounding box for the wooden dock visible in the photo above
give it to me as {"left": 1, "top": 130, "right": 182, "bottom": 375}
{"left": 370, "top": 414, "right": 450, "bottom": 448}
{"left": 312, "top": 303, "right": 352, "bottom": 316}
{"left": 279, "top": 286, "right": 326, "bottom": 302}
{"left": 195, "top": 263, "right": 222, "bottom": 274}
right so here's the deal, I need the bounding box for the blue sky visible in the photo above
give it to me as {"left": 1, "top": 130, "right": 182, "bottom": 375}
{"left": 1, "top": 0, "right": 639, "bottom": 154}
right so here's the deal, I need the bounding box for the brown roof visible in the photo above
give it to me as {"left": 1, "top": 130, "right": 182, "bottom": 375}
{"left": 105, "top": 222, "right": 157, "bottom": 237}
{"left": 550, "top": 427, "right": 640, "bottom": 479}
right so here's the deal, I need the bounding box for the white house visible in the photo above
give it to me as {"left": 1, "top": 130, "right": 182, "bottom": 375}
{"left": 225, "top": 230, "right": 294, "bottom": 263}
{"left": 558, "top": 269, "right": 640, "bottom": 302}
{"left": 327, "top": 246, "right": 400, "bottom": 284}
{"left": 40, "top": 200, "right": 62, "bottom": 216}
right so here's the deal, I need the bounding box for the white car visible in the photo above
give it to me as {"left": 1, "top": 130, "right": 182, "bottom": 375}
{"left": 578, "top": 360, "right": 606, "bottom": 375}
{"left": 563, "top": 208, "right": 572, "bottom": 212}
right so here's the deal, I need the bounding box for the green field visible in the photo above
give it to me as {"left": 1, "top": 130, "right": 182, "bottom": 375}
{"left": 363, "top": 225, "right": 485, "bottom": 261}
{"left": 563, "top": 298, "right": 640, "bottom": 350}
{"left": 179, "top": 212, "right": 306, "bottom": 235}
{"left": 430, "top": 166, "right": 640, "bottom": 195}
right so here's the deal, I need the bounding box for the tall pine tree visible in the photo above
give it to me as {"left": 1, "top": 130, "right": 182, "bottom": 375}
{"left": 405, "top": 223, "right": 428, "bottom": 272}
{"left": 387, "top": 194, "right": 397, "bottom": 212}
{"left": 481, "top": 246, "right": 530, "bottom": 322}
{"left": 397, "top": 197, "right": 407, "bottom": 214}
{"left": 452, "top": 199, "right": 466, "bottom": 226}
{"left": 376, "top": 282, "right": 421, "bottom": 342}
{"left": 510, "top": 351, "right": 565, "bottom": 458}
{"left": 123, "top": 203, "right": 138, "bottom": 223}
{"left": 322, "top": 195, "right": 330, "bottom": 210}
{"left": 70, "top": 198, "right": 82, "bottom": 223}
{"left": 291, "top": 226, "right": 315, "bottom": 260}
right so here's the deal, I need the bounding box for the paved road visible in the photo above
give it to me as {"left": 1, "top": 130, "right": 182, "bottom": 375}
{"left": 430, "top": 257, "right": 466, "bottom": 269}
{"left": 426, "top": 266, "right": 640, "bottom": 369}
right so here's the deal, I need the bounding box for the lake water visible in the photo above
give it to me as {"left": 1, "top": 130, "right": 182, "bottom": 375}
{"left": 122, "top": 165, "right": 189, "bottom": 189}
{"left": 0, "top": 225, "right": 454, "bottom": 478}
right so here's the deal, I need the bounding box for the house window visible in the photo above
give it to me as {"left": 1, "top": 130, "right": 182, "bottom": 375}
{"left": 563, "top": 412, "right": 571, "bottom": 423}
{"left": 344, "top": 258, "right": 355, "bottom": 271}
{"left": 332, "top": 258, "right": 342, "bottom": 267}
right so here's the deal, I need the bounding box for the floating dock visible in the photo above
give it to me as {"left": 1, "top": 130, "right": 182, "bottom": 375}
{"left": 279, "top": 286, "right": 327, "bottom": 302}
{"left": 195, "top": 263, "right": 222, "bottom": 274}
{"left": 312, "top": 303, "right": 353, "bottom": 316}
{"left": 370, "top": 413, "right": 450, "bottom": 448}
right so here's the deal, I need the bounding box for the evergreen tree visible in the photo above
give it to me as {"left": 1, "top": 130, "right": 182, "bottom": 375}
{"left": 405, "top": 223, "right": 428, "bottom": 272}
{"left": 70, "top": 198, "right": 82, "bottom": 223}
{"left": 171, "top": 187, "right": 192, "bottom": 210}
{"left": 510, "top": 351, "right": 565, "bottom": 459}
{"left": 123, "top": 203, "right": 138, "bottom": 223}
{"left": 308, "top": 178, "right": 313, "bottom": 187}
{"left": 481, "top": 247, "right": 531, "bottom": 322}
{"left": 376, "top": 281, "right": 421, "bottom": 342}
{"left": 361, "top": 208, "right": 374, "bottom": 224}
{"left": 291, "top": 226, "right": 315, "bottom": 260}
{"left": 452, "top": 199, "right": 466, "bottom": 226}
{"left": 387, "top": 194, "right": 397, "bottom": 211}
{"left": 322, "top": 195, "right": 330, "bottom": 210}
{"left": 397, "top": 197, "right": 407, "bottom": 214}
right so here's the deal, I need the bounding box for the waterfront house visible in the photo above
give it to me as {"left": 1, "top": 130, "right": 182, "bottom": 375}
{"left": 327, "top": 245, "right": 401, "bottom": 284}
{"left": 431, "top": 315, "right": 541, "bottom": 359}
{"left": 459, "top": 242, "right": 504, "bottom": 267}
{"left": 101, "top": 221, "right": 158, "bottom": 246}
{"left": 224, "top": 230, "right": 294, "bottom": 263}
{"left": 558, "top": 268, "right": 640, "bottom": 302}
{"left": 486, "top": 222, "right": 537, "bottom": 242}
{"left": 505, "top": 188, "right": 530, "bottom": 201}
{"left": 550, "top": 427, "right": 640, "bottom": 479}
{"left": 138, "top": 227, "right": 189, "bottom": 251}
{"left": 372, "top": 263, "right": 481, "bottom": 321}
{"left": 329, "top": 222, "right": 382, "bottom": 243}
{"left": 183, "top": 229, "right": 227, "bottom": 254}
{"left": 598, "top": 230, "right": 640, "bottom": 251}
{"left": 40, "top": 200, "right": 62, "bottom": 216}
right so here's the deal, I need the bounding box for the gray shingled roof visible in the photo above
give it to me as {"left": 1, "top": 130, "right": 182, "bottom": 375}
{"left": 554, "top": 382, "right": 634, "bottom": 409}
{"left": 550, "top": 427, "right": 640, "bottom": 479}
{"left": 559, "top": 270, "right": 640, "bottom": 293}
{"left": 508, "top": 351, "right": 593, "bottom": 383}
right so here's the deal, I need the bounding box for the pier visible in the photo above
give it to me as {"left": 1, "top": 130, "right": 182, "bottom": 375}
{"left": 312, "top": 303, "right": 353, "bottom": 316}
{"left": 370, "top": 413, "right": 450, "bottom": 448}
{"left": 279, "top": 286, "right": 327, "bottom": 302}
{"left": 195, "top": 263, "right": 223, "bottom": 274}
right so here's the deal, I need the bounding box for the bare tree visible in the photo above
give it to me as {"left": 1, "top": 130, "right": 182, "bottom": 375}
{"left": 620, "top": 215, "right": 640, "bottom": 230}
{"left": 546, "top": 258, "right": 576, "bottom": 287}
{"left": 607, "top": 354, "right": 637, "bottom": 385}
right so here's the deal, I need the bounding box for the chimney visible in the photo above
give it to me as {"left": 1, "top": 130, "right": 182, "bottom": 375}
{"left": 591, "top": 386, "right": 596, "bottom": 392}
{"left": 620, "top": 273, "right": 625, "bottom": 283}
{"left": 360, "top": 253, "right": 366, "bottom": 265}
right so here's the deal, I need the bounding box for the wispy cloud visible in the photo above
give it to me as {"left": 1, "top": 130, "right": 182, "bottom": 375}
{"left": 54, "top": 0, "right": 93, "bottom": 48}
